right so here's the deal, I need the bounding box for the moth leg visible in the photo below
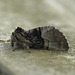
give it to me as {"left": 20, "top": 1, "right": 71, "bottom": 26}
{"left": 46, "top": 40, "right": 49, "bottom": 50}
{"left": 12, "top": 48, "right": 17, "bottom": 51}
{"left": 12, "top": 42, "right": 18, "bottom": 51}
{"left": 26, "top": 46, "right": 31, "bottom": 53}
{"left": 44, "top": 39, "right": 49, "bottom": 50}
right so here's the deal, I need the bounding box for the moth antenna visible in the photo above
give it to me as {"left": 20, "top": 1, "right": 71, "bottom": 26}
{"left": 0, "top": 39, "right": 10, "bottom": 43}
{"left": 0, "top": 40, "right": 5, "bottom": 42}
{"left": 12, "top": 48, "right": 16, "bottom": 51}
{"left": 26, "top": 46, "right": 31, "bottom": 53}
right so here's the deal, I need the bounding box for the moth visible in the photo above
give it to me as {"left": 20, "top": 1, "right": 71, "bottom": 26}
{"left": 11, "top": 26, "right": 69, "bottom": 51}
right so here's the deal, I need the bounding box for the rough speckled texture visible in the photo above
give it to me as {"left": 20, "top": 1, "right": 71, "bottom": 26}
{"left": 0, "top": 0, "right": 75, "bottom": 75}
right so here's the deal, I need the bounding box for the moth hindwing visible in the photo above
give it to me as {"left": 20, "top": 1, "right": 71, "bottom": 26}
{"left": 11, "top": 26, "right": 69, "bottom": 51}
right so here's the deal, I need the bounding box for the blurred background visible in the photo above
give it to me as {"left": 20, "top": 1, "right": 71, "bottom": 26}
{"left": 0, "top": 0, "right": 75, "bottom": 75}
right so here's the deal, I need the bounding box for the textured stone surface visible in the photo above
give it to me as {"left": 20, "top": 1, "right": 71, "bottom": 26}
{"left": 0, "top": 0, "right": 75, "bottom": 75}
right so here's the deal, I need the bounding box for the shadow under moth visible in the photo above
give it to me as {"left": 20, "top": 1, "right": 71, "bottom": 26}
{"left": 11, "top": 26, "right": 69, "bottom": 51}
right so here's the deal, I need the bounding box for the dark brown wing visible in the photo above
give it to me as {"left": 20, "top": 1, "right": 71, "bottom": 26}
{"left": 54, "top": 28, "right": 69, "bottom": 51}
{"left": 41, "top": 26, "right": 69, "bottom": 51}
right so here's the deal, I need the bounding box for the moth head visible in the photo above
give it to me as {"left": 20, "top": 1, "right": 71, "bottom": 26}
{"left": 11, "top": 27, "right": 25, "bottom": 41}
{"left": 15, "top": 27, "right": 25, "bottom": 33}
{"left": 11, "top": 27, "right": 32, "bottom": 47}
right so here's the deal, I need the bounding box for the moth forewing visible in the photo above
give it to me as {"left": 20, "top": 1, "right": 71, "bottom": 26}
{"left": 41, "top": 26, "right": 69, "bottom": 51}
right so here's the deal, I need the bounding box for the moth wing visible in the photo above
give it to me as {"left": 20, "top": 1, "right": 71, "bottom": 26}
{"left": 54, "top": 29, "right": 69, "bottom": 51}
{"left": 41, "top": 26, "right": 56, "bottom": 42}
{"left": 15, "top": 33, "right": 32, "bottom": 44}
{"left": 41, "top": 26, "right": 69, "bottom": 51}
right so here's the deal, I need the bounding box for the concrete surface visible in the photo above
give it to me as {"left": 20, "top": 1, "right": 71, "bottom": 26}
{"left": 0, "top": 0, "right": 75, "bottom": 75}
